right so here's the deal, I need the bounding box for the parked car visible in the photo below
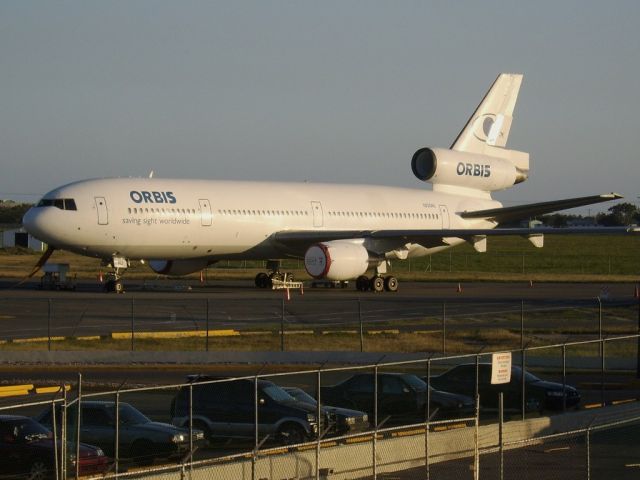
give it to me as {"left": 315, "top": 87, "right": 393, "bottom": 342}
{"left": 282, "top": 386, "right": 369, "bottom": 436}
{"left": 36, "top": 400, "right": 205, "bottom": 466}
{"left": 428, "top": 364, "right": 581, "bottom": 412}
{"left": 0, "top": 414, "right": 110, "bottom": 478}
{"left": 171, "top": 376, "right": 319, "bottom": 445}
{"left": 320, "top": 373, "right": 474, "bottom": 424}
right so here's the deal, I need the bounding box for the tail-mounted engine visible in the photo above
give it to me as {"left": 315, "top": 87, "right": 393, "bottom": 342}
{"left": 411, "top": 147, "right": 529, "bottom": 192}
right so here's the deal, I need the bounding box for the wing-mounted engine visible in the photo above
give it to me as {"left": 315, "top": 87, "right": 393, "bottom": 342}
{"left": 148, "top": 258, "right": 211, "bottom": 276}
{"left": 411, "top": 147, "right": 529, "bottom": 193}
{"left": 304, "top": 241, "right": 375, "bottom": 280}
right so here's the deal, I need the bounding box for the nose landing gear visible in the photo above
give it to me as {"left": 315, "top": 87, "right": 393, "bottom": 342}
{"left": 102, "top": 256, "right": 129, "bottom": 294}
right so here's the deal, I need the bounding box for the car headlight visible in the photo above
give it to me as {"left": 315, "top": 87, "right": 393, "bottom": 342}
{"left": 95, "top": 448, "right": 105, "bottom": 457}
{"left": 362, "top": 414, "right": 368, "bottom": 423}
{"left": 171, "top": 433, "right": 186, "bottom": 443}
{"left": 68, "top": 453, "right": 77, "bottom": 465}
{"left": 194, "top": 431, "right": 205, "bottom": 440}
{"left": 345, "top": 417, "right": 356, "bottom": 425}
{"left": 307, "top": 413, "right": 317, "bottom": 423}
{"left": 546, "top": 390, "right": 564, "bottom": 397}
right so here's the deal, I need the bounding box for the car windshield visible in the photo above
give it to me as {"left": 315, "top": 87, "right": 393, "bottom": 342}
{"left": 401, "top": 374, "right": 428, "bottom": 392}
{"left": 117, "top": 404, "right": 151, "bottom": 425}
{"left": 511, "top": 367, "right": 541, "bottom": 383}
{"left": 288, "top": 389, "right": 317, "bottom": 405}
{"left": 7, "top": 418, "right": 51, "bottom": 442}
{"left": 262, "top": 385, "right": 296, "bottom": 403}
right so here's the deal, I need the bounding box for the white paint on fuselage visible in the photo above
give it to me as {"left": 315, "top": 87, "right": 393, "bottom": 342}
{"left": 24, "top": 177, "right": 501, "bottom": 261}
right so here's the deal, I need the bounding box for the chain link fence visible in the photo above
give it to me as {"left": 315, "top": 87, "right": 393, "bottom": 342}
{"left": 0, "top": 334, "right": 638, "bottom": 479}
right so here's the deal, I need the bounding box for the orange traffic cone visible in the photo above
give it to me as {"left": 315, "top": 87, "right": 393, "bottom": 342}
{"left": 529, "top": 279, "right": 534, "bottom": 288}
{"left": 98, "top": 271, "right": 103, "bottom": 283}
{"left": 200, "top": 270, "right": 205, "bottom": 284}
{"left": 456, "top": 283, "right": 463, "bottom": 293}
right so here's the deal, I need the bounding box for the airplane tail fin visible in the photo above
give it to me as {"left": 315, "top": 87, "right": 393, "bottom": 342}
{"left": 451, "top": 73, "right": 523, "bottom": 153}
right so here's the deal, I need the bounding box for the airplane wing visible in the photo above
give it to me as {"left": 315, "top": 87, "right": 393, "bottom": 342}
{"left": 459, "top": 193, "right": 622, "bottom": 224}
{"left": 273, "top": 193, "right": 636, "bottom": 251}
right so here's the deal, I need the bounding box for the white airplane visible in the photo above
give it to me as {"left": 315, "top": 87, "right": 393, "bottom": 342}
{"left": 22, "top": 73, "right": 632, "bottom": 293}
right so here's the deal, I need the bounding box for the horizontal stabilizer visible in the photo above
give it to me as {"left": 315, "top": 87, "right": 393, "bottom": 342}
{"left": 460, "top": 193, "right": 623, "bottom": 224}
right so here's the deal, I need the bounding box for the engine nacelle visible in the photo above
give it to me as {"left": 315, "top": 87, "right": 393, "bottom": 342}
{"left": 411, "top": 147, "right": 528, "bottom": 192}
{"left": 148, "top": 258, "right": 210, "bottom": 276}
{"left": 304, "top": 241, "right": 371, "bottom": 280}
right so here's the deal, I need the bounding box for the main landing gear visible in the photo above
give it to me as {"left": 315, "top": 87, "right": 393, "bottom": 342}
{"left": 355, "top": 275, "right": 399, "bottom": 293}
{"left": 254, "top": 260, "right": 294, "bottom": 289}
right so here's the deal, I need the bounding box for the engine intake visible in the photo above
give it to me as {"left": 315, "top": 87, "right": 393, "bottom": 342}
{"left": 304, "top": 241, "right": 371, "bottom": 280}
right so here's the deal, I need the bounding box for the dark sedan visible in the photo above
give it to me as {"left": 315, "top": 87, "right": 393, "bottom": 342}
{"left": 36, "top": 400, "right": 205, "bottom": 466}
{"left": 320, "top": 373, "right": 475, "bottom": 425}
{"left": 0, "top": 415, "right": 110, "bottom": 479}
{"left": 429, "top": 363, "right": 581, "bottom": 413}
{"left": 283, "top": 386, "right": 369, "bottom": 436}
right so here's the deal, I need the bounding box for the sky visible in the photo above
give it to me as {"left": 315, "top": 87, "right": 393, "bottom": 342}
{"left": 1, "top": 1, "right": 639, "bottom": 213}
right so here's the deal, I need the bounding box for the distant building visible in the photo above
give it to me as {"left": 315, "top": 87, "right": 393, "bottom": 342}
{"left": 0, "top": 228, "right": 45, "bottom": 251}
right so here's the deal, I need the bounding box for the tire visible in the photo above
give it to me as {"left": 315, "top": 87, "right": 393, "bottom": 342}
{"left": 356, "top": 275, "right": 369, "bottom": 291}
{"left": 278, "top": 423, "right": 307, "bottom": 446}
{"left": 255, "top": 272, "right": 269, "bottom": 288}
{"left": 384, "top": 276, "right": 398, "bottom": 292}
{"left": 371, "top": 276, "right": 384, "bottom": 293}
{"left": 130, "top": 439, "right": 155, "bottom": 466}
{"left": 27, "top": 460, "right": 49, "bottom": 480}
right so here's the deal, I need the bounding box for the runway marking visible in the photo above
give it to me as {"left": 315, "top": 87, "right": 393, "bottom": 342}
{"left": 626, "top": 463, "right": 640, "bottom": 468}
{"left": 0, "top": 315, "right": 15, "bottom": 320}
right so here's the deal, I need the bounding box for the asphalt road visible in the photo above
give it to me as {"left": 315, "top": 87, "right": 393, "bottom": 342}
{"left": 0, "top": 280, "right": 637, "bottom": 341}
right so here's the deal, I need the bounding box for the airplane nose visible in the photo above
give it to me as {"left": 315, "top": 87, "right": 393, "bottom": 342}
{"left": 22, "top": 207, "right": 54, "bottom": 244}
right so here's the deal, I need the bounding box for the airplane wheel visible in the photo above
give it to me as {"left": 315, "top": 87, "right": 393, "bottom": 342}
{"left": 356, "top": 275, "right": 369, "bottom": 291}
{"left": 384, "top": 276, "right": 398, "bottom": 292}
{"left": 255, "top": 272, "right": 269, "bottom": 288}
{"left": 371, "top": 276, "right": 384, "bottom": 293}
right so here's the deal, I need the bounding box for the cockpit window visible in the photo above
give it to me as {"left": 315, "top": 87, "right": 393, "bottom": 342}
{"left": 36, "top": 198, "right": 78, "bottom": 211}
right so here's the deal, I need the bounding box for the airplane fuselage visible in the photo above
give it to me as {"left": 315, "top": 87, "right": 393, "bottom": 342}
{"left": 24, "top": 177, "right": 500, "bottom": 262}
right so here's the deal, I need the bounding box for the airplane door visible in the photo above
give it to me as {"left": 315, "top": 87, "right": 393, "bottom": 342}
{"left": 311, "top": 201, "right": 323, "bottom": 227}
{"left": 439, "top": 205, "right": 450, "bottom": 229}
{"left": 95, "top": 197, "right": 108, "bottom": 225}
{"left": 199, "top": 199, "right": 212, "bottom": 226}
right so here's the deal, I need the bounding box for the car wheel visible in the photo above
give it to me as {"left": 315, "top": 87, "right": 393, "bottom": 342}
{"left": 278, "top": 424, "right": 306, "bottom": 446}
{"left": 130, "top": 439, "right": 155, "bottom": 466}
{"left": 28, "top": 460, "right": 49, "bottom": 480}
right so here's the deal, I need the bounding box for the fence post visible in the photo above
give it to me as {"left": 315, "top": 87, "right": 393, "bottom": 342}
{"left": 637, "top": 298, "right": 640, "bottom": 379}
{"left": 586, "top": 427, "right": 591, "bottom": 480}
{"left": 359, "top": 299, "right": 364, "bottom": 352}
{"left": 474, "top": 394, "right": 480, "bottom": 480}
{"left": 48, "top": 298, "right": 52, "bottom": 352}
{"left": 520, "top": 300, "right": 524, "bottom": 350}
{"left": 205, "top": 298, "right": 209, "bottom": 352}
{"left": 562, "top": 344, "right": 567, "bottom": 412}
{"left": 425, "top": 359, "right": 431, "bottom": 480}
{"left": 115, "top": 391, "right": 120, "bottom": 476}
{"left": 442, "top": 302, "right": 446, "bottom": 355}
{"left": 499, "top": 392, "right": 504, "bottom": 480}
{"left": 316, "top": 369, "right": 321, "bottom": 480}
{"left": 51, "top": 398, "right": 59, "bottom": 480}
{"left": 373, "top": 364, "right": 378, "bottom": 480}
{"left": 76, "top": 373, "right": 82, "bottom": 480}
{"left": 189, "top": 383, "right": 194, "bottom": 476}
{"left": 280, "top": 299, "right": 285, "bottom": 352}
{"left": 521, "top": 349, "right": 526, "bottom": 421}
{"left": 131, "top": 298, "right": 135, "bottom": 351}
{"left": 252, "top": 376, "right": 259, "bottom": 480}
{"left": 601, "top": 339, "right": 606, "bottom": 407}
{"left": 61, "top": 387, "right": 67, "bottom": 480}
